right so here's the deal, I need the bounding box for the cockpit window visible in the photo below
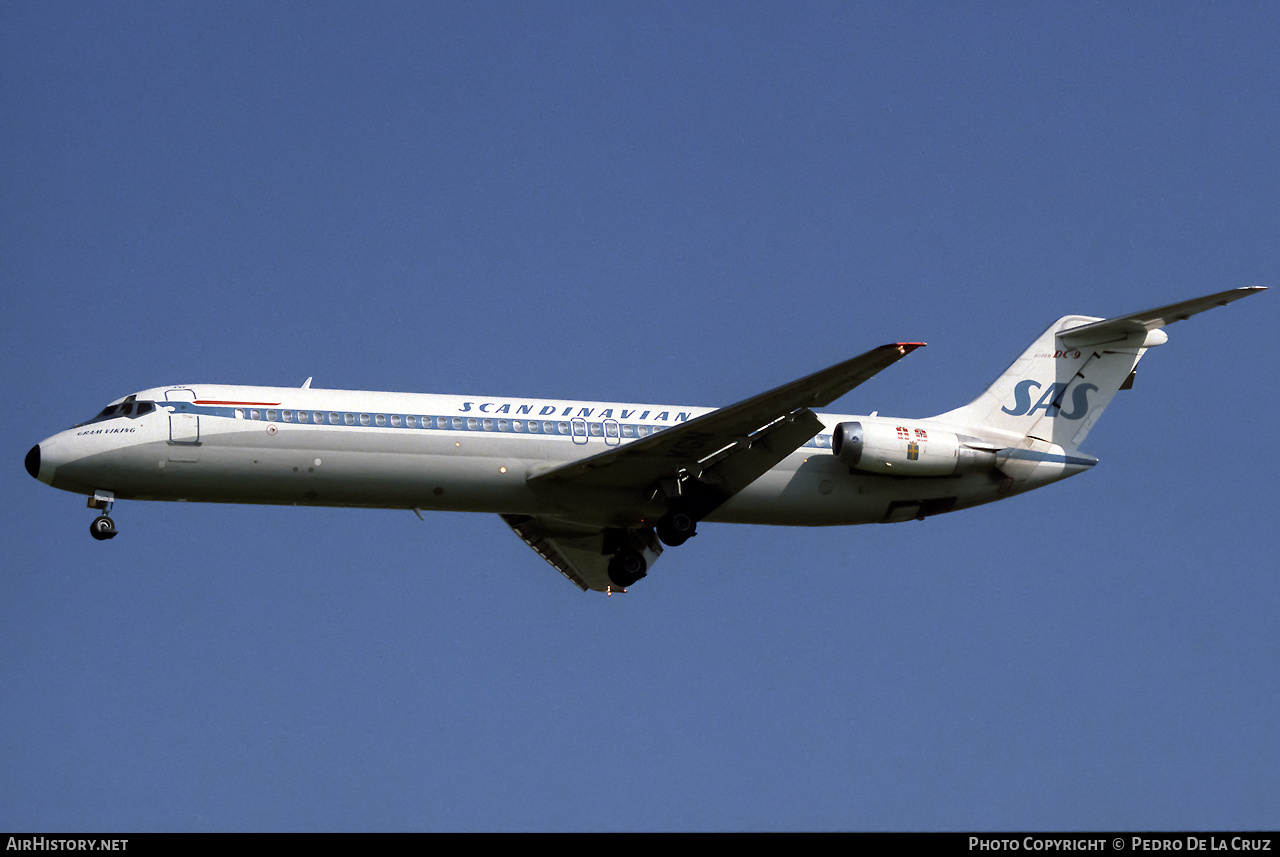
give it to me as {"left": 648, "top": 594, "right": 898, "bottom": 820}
{"left": 77, "top": 398, "right": 156, "bottom": 427}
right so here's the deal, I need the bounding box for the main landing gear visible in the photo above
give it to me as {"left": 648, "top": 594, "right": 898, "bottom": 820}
{"left": 604, "top": 526, "right": 667, "bottom": 590}
{"left": 87, "top": 491, "right": 117, "bottom": 541}
{"left": 604, "top": 506, "right": 702, "bottom": 590}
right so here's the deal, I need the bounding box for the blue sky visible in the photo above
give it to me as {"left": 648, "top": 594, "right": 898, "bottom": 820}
{"left": 3, "top": 2, "right": 1277, "bottom": 832}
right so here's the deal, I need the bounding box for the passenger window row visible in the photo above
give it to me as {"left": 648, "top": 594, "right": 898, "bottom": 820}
{"left": 233, "top": 407, "right": 832, "bottom": 448}
{"left": 236, "top": 408, "right": 670, "bottom": 439}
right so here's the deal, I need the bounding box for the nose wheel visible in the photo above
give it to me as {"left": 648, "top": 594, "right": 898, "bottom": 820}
{"left": 90, "top": 515, "right": 118, "bottom": 540}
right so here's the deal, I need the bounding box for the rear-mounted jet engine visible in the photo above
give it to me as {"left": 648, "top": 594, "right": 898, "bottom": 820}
{"left": 831, "top": 421, "right": 997, "bottom": 476}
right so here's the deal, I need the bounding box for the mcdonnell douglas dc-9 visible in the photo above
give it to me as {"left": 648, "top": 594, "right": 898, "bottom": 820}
{"left": 25, "top": 287, "right": 1264, "bottom": 593}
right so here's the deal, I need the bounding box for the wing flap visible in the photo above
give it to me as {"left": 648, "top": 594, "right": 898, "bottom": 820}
{"left": 501, "top": 514, "right": 663, "bottom": 592}
{"left": 502, "top": 513, "right": 595, "bottom": 591}
{"left": 696, "top": 409, "right": 826, "bottom": 499}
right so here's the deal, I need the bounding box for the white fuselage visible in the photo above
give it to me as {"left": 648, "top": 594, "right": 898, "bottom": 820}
{"left": 26, "top": 289, "right": 1262, "bottom": 591}
{"left": 30, "top": 383, "right": 1092, "bottom": 530}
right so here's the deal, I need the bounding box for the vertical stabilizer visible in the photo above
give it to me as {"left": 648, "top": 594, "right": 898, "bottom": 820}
{"left": 935, "top": 287, "right": 1265, "bottom": 450}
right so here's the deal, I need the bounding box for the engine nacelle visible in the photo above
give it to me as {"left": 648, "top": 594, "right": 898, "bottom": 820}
{"left": 831, "top": 421, "right": 995, "bottom": 477}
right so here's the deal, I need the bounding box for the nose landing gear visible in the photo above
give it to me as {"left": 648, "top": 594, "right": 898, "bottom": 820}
{"left": 87, "top": 491, "right": 118, "bottom": 540}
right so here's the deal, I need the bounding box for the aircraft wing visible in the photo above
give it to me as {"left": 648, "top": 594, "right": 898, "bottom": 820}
{"left": 529, "top": 342, "right": 924, "bottom": 497}
{"left": 506, "top": 342, "right": 922, "bottom": 592}
{"left": 1059, "top": 286, "right": 1266, "bottom": 348}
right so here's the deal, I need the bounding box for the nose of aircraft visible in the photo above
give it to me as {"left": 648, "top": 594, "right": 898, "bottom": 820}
{"left": 26, "top": 433, "right": 87, "bottom": 491}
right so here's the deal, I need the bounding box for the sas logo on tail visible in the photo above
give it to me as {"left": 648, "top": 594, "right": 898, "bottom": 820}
{"left": 1002, "top": 381, "right": 1098, "bottom": 420}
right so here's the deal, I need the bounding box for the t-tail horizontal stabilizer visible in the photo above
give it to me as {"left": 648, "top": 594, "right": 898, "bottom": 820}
{"left": 1057, "top": 286, "right": 1266, "bottom": 348}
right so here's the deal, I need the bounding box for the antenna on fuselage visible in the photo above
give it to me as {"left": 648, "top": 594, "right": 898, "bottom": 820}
{"left": 301, "top": 377, "right": 313, "bottom": 389}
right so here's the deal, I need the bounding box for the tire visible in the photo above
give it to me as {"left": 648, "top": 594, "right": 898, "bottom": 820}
{"left": 607, "top": 550, "right": 647, "bottom": 588}
{"left": 90, "top": 515, "right": 117, "bottom": 541}
{"left": 657, "top": 511, "right": 696, "bottom": 547}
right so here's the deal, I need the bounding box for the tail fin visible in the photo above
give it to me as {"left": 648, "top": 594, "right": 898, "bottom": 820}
{"left": 935, "top": 287, "right": 1265, "bottom": 450}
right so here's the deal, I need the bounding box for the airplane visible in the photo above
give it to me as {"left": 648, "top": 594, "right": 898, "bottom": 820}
{"left": 25, "top": 286, "right": 1265, "bottom": 593}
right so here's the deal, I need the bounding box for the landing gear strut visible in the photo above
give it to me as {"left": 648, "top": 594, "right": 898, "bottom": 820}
{"left": 87, "top": 491, "right": 117, "bottom": 540}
